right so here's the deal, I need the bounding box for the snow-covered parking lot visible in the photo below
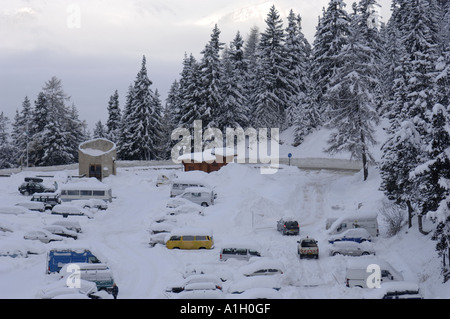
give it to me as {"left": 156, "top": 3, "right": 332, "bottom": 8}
{"left": 0, "top": 163, "right": 448, "bottom": 299}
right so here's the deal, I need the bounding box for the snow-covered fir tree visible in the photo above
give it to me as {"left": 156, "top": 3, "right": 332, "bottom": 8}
{"left": 0, "top": 112, "right": 16, "bottom": 169}
{"left": 117, "top": 84, "right": 135, "bottom": 160}
{"left": 165, "top": 80, "right": 182, "bottom": 132}
{"left": 284, "top": 10, "right": 311, "bottom": 128}
{"left": 93, "top": 120, "right": 107, "bottom": 139}
{"left": 117, "top": 56, "right": 159, "bottom": 161}
{"left": 380, "top": 0, "right": 449, "bottom": 246}
{"left": 310, "top": 0, "right": 351, "bottom": 124}
{"left": 243, "top": 26, "right": 260, "bottom": 126}
{"left": 67, "top": 104, "right": 88, "bottom": 162}
{"left": 11, "top": 96, "right": 33, "bottom": 166}
{"left": 323, "top": 6, "right": 380, "bottom": 181}
{"left": 151, "top": 89, "right": 167, "bottom": 160}
{"left": 198, "top": 24, "right": 225, "bottom": 129}
{"left": 178, "top": 53, "right": 203, "bottom": 130}
{"left": 221, "top": 31, "right": 250, "bottom": 130}
{"left": 36, "top": 77, "right": 83, "bottom": 166}
{"left": 253, "top": 5, "right": 290, "bottom": 129}
{"left": 106, "top": 90, "right": 121, "bottom": 143}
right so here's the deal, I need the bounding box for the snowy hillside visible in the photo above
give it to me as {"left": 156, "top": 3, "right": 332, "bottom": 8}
{"left": 0, "top": 126, "right": 448, "bottom": 299}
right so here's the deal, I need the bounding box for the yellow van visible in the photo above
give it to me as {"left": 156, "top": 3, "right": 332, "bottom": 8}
{"left": 166, "top": 228, "right": 214, "bottom": 250}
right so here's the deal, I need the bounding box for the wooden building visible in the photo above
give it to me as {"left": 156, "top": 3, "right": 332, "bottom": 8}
{"left": 178, "top": 148, "right": 237, "bottom": 173}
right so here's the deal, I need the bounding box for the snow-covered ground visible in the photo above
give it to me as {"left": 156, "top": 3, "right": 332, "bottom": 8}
{"left": 0, "top": 127, "right": 448, "bottom": 299}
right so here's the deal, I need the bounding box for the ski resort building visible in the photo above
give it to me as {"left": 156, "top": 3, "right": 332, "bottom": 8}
{"left": 78, "top": 138, "right": 117, "bottom": 181}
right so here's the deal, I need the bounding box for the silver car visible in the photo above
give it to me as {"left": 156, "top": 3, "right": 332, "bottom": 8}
{"left": 329, "top": 241, "right": 375, "bottom": 257}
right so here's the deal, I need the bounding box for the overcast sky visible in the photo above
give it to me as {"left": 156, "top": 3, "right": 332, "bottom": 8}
{"left": 0, "top": 0, "right": 392, "bottom": 130}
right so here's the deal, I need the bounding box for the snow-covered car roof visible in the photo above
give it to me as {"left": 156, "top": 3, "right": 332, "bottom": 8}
{"left": 148, "top": 221, "right": 176, "bottom": 234}
{"left": 174, "top": 289, "right": 223, "bottom": 299}
{"left": 166, "top": 197, "right": 194, "bottom": 208}
{"left": 15, "top": 201, "right": 45, "bottom": 210}
{"left": 169, "top": 227, "right": 213, "bottom": 237}
{"left": 43, "top": 225, "right": 78, "bottom": 235}
{"left": 228, "top": 287, "right": 282, "bottom": 299}
{"left": 0, "top": 206, "right": 31, "bottom": 215}
{"left": 59, "top": 178, "right": 111, "bottom": 191}
{"left": 218, "top": 241, "right": 261, "bottom": 251}
{"left": 37, "top": 279, "right": 97, "bottom": 299}
{"left": 59, "top": 262, "right": 109, "bottom": 273}
{"left": 51, "top": 220, "right": 82, "bottom": 232}
{"left": 52, "top": 205, "right": 88, "bottom": 213}
{"left": 364, "top": 281, "right": 421, "bottom": 299}
{"left": 31, "top": 192, "right": 59, "bottom": 197}
{"left": 0, "top": 218, "right": 16, "bottom": 232}
{"left": 227, "top": 275, "right": 282, "bottom": 294}
{"left": 70, "top": 199, "right": 108, "bottom": 208}
{"left": 0, "top": 237, "right": 46, "bottom": 255}
{"left": 329, "top": 228, "right": 371, "bottom": 238}
{"left": 183, "top": 274, "right": 222, "bottom": 284}
{"left": 182, "top": 187, "right": 214, "bottom": 193}
{"left": 184, "top": 282, "right": 218, "bottom": 291}
{"left": 165, "top": 204, "right": 204, "bottom": 216}
{"left": 238, "top": 258, "right": 285, "bottom": 276}
{"left": 50, "top": 292, "right": 91, "bottom": 299}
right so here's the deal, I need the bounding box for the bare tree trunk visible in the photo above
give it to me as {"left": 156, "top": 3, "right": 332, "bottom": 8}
{"left": 360, "top": 131, "right": 368, "bottom": 181}
{"left": 406, "top": 200, "right": 414, "bottom": 228}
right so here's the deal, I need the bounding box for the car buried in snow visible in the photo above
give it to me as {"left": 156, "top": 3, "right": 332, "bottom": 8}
{"left": 328, "top": 228, "right": 372, "bottom": 244}
{"left": 329, "top": 241, "right": 375, "bottom": 257}
{"left": 23, "top": 229, "right": 65, "bottom": 244}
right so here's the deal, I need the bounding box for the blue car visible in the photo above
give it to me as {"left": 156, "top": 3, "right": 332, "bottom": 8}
{"left": 47, "top": 248, "right": 101, "bottom": 273}
{"left": 328, "top": 228, "right": 372, "bottom": 244}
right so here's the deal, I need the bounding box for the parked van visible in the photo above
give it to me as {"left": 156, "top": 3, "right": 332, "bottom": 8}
{"left": 345, "top": 257, "right": 404, "bottom": 288}
{"left": 179, "top": 187, "right": 215, "bottom": 207}
{"left": 47, "top": 248, "right": 101, "bottom": 274}
{"left": 170, "top": 179, "right": 216, "bottom": 198}
{"left": 219, "top": 243, "right": 262, "bottom": 261}
{"left": 328, "top": 211, "right": 379, "bottom": 237}
{"left": 59, "top": 179, "right": 113, "bottom": 203}
{"left": 166, "top": 228, "right": 214, "bottom": 250}
{"left": 60, "top": 263, "right": 115, "bottom": 292}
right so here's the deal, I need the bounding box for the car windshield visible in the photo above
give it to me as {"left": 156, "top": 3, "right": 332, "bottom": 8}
{"left": 286, "top": 221, "right": 298, "bottom": 228}
{"left": 301, "top": 240, "right": 317, "bottom": 247}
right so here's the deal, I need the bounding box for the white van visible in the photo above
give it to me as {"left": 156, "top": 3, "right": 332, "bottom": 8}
{"left": 345, "top": 257, "right": 403, "bottom": 288}
{"left": 179, "top": 187, "right": 215, "bottom": 207}
{"left": 170, "top": 179, "right": 216, "bottom": 198}
{"left": 59, "top": 179, "right": 113, "bottom": 203}
{"left": 328, "top": 211, "right": 379, "bottom": 237}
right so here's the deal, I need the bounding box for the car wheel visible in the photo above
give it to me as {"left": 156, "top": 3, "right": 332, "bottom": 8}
{"left": 201, "top": 202, "right": 208, "bottom": 207}
{"left": 332, "top": 252, "right": 341, "bottom": 256}
{"left": 361, "top": 252, "right": 370, "bottom": 255}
